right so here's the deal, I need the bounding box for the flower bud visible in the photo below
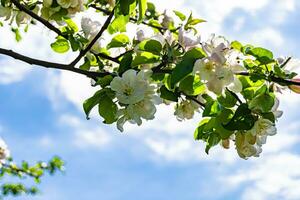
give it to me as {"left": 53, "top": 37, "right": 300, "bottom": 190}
{"left": 221, "top": 139, "right": 230, "bottom": 149}
{"left": 288, "top": 78, "right": 300, "bottom": 94}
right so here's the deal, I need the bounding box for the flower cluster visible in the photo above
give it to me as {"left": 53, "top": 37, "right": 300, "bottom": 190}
{"left": 110, "top": 70, "right": 158, "bottom": 131}
{"left": 0, "top": 4, "right": 32, "bottom": 26}
{"left": 81, "top": 17, "right": 102, "bottom": 52}
{"left": 194, "top": 35, "right": 246, "bottom": 95}
{"left": 234, "top": 118, "right": 277, "bottom": 159}
{"left": 42, "top": 0, "right": 84, "bottom": 19}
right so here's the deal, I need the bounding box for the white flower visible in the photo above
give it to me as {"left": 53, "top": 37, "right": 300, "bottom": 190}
{"left": 57, "top": 0, "right": 79, "bottom": 9}
{"left": 249, "top": 118, "right": 277, "bottom": 146}
{"left": 111, "top": 70, "right": 158, "bottom": 131}
{"left": 0, "top": 138, "right": 10, "bottom": 163}
{"left": 194, "top": 35, "right": 244, "bottom": 95}
{"left": 235, "top": 132, "right": 262, "bottom": 159}
{"left": 110, "top": 70, "right": 155, "bottom": 105}
{"left": 81, "top": 17, "right": 102, "bottom": 52}
{"left": 0, "top": 6, "right": 12, "bottom": 21}
{"left": 226, "top": 49, "right": 248, "bottom": 72}
{"left": 16, "top": 12, "right": 31, "bottom": 26}
{"left": 174, "top": 99, "right": 200, "bottom": 121}
{"left": 136, "top": 30, "right": 146, "bottom": 42}
{"left": 206, "top": 66, "right": 236, "bottom": 95}
{"left": 271, "top": 97, "right": 283, "bottom": 119}
{"left": 178, "top": 27, "right": 201, "bottom": 50}
{"left": 161, "top": 11, "right": 173, "bottom": 29}
{"left": 202, "top": 34, "right": 229, "bottom": 61}
{"left": 194, "top": 58, "right": 215, "bottom": 81}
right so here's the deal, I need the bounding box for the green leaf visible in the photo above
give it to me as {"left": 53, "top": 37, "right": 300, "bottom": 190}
{"left": 108, "top": 15, "right": 128, "bottom": 34}
{"left": 194, "top": 118, "right": 211, "bottom": 140}
{"left": 131, "top": 52, "right": 160, "bottom": 66}
{"left": 171, "top": 48, "right": 206, "bottom": 88}
{"left": 11, "top": 28, "right": 22, "bottom": 42}
{"left": 223, "top": 104, "right": 256, "bottom": 131}
{"left": 173, "top": 10, "right": 186, "bottom": 21}
{"left": 107, "top": 33, "right": 130, "bottom": 49}
{"left": 119, "top": 0, "right": 136, "bottom": 15}
{"left": 179, "top": 75, "right": 206, "bottom": 96}
{"left": 249, "top": 92, "right": 275, "bottom": 113}
{"left": 205, "top": 132, "right": 220, "bottom": 154}
{"left": 203, "top": 101, "right": 221, "bottom": 117}
{"left": 217, "top": 89, "right": 237, "bottom": 108}
{"left": 231, "top": 41, "right": 243, "bottom": 51}
{"left": 83, "top": 90, "right": 106, "bottom": 119}
{"left": 138, "top": 39, "right": 162, "bottom": 55}
{"left": 50, "top": 38, "right": 70, "bottom": 53}
{"left": 247, "top": 47, "right": 274, "bottom": 64}
{"left": 137, "top": 0, "right": 147, "bottom": 23}
{"left": 98, "top": 94, "right": 118, "bottom": 124}
{"left": 64, "top": 18, "right": 78, "bottom": 32}
{"left": 118, "top": 51, "right": 133, "bottom": 74}
{"left": 160, "top": 85, "right": 179, "bottom": 102}
{"left": 96, "top": 75, "right": 113, "bottom": 88}
{"left": 214, "top": 109, "right": 234, "bottom": 139}
{"left": 79, "top": 57, "right": 91, "bottom": 71}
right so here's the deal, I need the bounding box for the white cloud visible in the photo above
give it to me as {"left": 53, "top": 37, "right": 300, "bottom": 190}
{"left": 0, "top": 58, "right": 31, "bottom": 84}
{"left": 227, "top": 153, "right": 300, "bottom": 200}
{"left": 250, "top": 28, "right": 284, "bottom": 48}
{"left": 59, "top": 114, "right": 111, "bottom": 149}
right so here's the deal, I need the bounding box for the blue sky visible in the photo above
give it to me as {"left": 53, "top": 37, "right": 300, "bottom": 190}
{"left": 1, "top": 0, "right": 300, "bottom": 199}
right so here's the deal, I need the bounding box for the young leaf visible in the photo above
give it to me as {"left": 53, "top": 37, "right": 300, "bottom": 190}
{"left": 98, "top": 94, "right": 118, "bottom": 124}
{"left": 138, "top": 39, "right": 162, "bottom": 55}
{"left": 247, "top": 47, "right": 274, "bottom": 64}
{"left": 160, "top": 85, "right": 179, "bottom": 102}
{"left": 131, "top": 52, "right": 160, "bottom": 66}
{"left": 107, "top": 34, "right": 130, "bottom": 49}
{"left": 83, "top": 90, "right": 106, "bottom": 119}
{"left": 223, "top": 104, "right": 257, "bottom": 131}
{"left": 173, "top": 10, "right": 186, "bottom": 21}
{"left": 50, "top": 39, "right": 70, "bottom": 53}
{"left": 171, "top": 48, "right": 206, "bottom": 88}
{"left": 138, "top": 0, "right": 147, "bottom": 23}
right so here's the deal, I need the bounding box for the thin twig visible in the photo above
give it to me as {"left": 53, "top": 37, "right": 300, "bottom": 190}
{"left": 0, "top": 48, "right": 108, "bottom": 79}
{"left": 70, "top": 7, "right": 115, "bottom": 67}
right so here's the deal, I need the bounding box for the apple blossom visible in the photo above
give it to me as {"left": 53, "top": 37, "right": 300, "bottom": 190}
{"left": 174, "top": 99, "right": 200, "bottom": 121}
{"left": 0, "top": 138, "right": 10, "bottom": 164}
{"left": 81, "top": 17, "right": 103, "bottom": 52}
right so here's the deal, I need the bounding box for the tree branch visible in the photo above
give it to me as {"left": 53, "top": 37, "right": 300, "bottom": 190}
{"left": 0, "top": 48, "right": 109, "bottom": 79}
{"left": 235, "top": 72, "right": 300, "bottom": 86}
{"left": 70, "top": 8, "right": 115, "bottom": 67}
{"left": 94, "top": 52, "right": 120, "bottom": 64}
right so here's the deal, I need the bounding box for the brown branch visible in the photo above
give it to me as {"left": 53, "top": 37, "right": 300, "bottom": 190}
{"left": 70, "top": 8, "right": 115, "bottom": 67}
{"left": 185, "top": 94, "right": 206, "bottom": 108}
{"left": 94, "top": 52, "right": 120, "bottom": 64}
{"left": 235, "top": 72, "right": 300, "bottom": 86}
{"left": 0, "top": 48, "right": 109, "bottom": 79}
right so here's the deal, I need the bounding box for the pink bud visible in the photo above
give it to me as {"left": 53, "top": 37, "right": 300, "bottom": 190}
{"left": 289, "top": 78, "right": 300, "bottom": 94}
